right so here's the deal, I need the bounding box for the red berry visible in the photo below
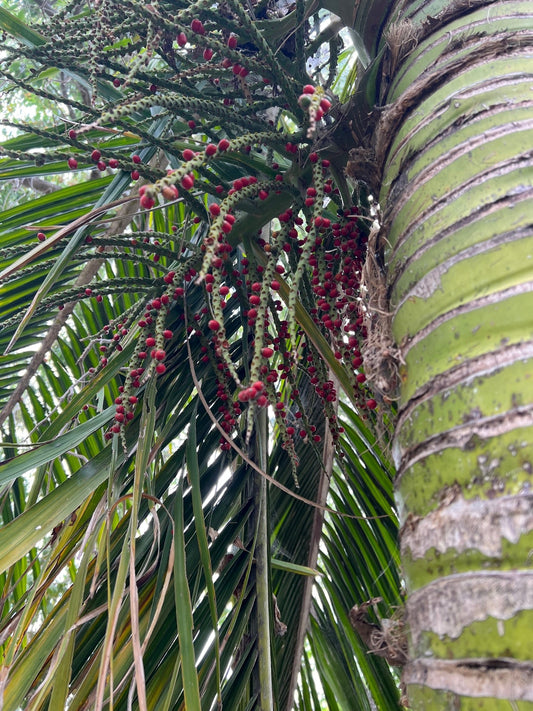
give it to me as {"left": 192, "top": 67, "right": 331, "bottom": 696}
{"left": 181, "top": 174, "right": 194, "bottom": 190}
{"left": 109, "top": 158, "right": 119, "bottom": 168}
{"left": 163, "top": 329, "right": 173, "bottom": 339}
{"left": 227, "top": 34, "right": 238, "bottom": 49}
{"left": 177, "top": 32, "right": 187, "bottom": 47}
{"left": 302, "top": 84, "right": 315, "bottom": 94}
{"left": 208, "top": 319, "right": 220, "bottom": 331}
{"left": 366, "top": 398, "right": 377, "bottom": 409}
{"left": 270, "top": 280, "right": 280, "bottom": 291}
{"left": 154, "top": 349, "right": 166, "bottom": 361}
{"left": 97, "top": 160, "right": 106, "bottom": 171}
{"left": 162, "top": 185, "right": 179, "bottom": 200}
{"left": 68, "top": 129, "right": 77, "bottom": 139}
{"left": 131, "top": 170, "right": 140, "bottom": 180}
{"left": 261, "top": 347, "right": 274, "bottom": 358}
{"left": 205, "top": 143, "right": 217, "bottom": 156}
{"left": 218, "top": 138, "right": 230, "bottom": 151}
{"left": 140, "top": 194, "right": 155, "bottom": 209}
{"left": 113, "top": 78, "right": 121, "bottom": 87}
{"left": 209, "top": 203, "right": 221, "bottom": 216}
{"left": 68, "top": 157, "right": 78, "bottom": 169}
{"left": 188, "top": 120, "right": 196, "bottom": 129}
{"left": 251, "top": 282, "right": 261, "bottom": 292}
{"left": 132, "top": 154, "right": 141, "bottom": 164}
{"left": 203, "top": 47, "right": 213, "bottom": 61}
{"left": 182, "top": 148, "right": 195, "bottom": 161}
{"left": 91, "top": 149, "right": 101, "bottom": 162}
{"left": 320, "top": 98, "right": 332, "bottom": 113}
{"left": 156, "top": 363, "right": 166, "bottom": 374}
{"left": 145, "top": 336, "right": 156, "bottom": 347}
{"left": 191, "top": 18, "right": 205, "bottom": 34}
{"left": 37, "top": 232, "right": 46, "bottom": 242}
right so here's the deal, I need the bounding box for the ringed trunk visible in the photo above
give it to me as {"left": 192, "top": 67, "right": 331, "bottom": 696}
{"left": 361, "top": 0, "right": 533, "bottom": 706}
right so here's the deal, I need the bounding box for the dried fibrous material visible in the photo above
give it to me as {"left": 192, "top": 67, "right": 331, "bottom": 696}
{"left": 349, "top": 597, "right": 408, "bottom": 667}
{"left": 273, "top": 594, "right": 287, "bottom": 637}
{"left": 384, "top": 19, "right": 419, "bottom": 79}
{"left": 360, "top": 219, "right": 402, "bottom": 403}
{"left": 345, "top": 146, "right": 380, "bottom": 195}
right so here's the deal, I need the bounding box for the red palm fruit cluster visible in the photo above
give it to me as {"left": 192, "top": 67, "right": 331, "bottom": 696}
{"left": 237, "top": 380, "right": 266, "bottom": 404}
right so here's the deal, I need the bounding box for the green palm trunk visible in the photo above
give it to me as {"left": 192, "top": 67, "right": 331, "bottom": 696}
{"left": 362, "top": 0, "right": 533, "bottom": 706}
{"left": 2, "top": 0, "right": 532, "bottom": 707}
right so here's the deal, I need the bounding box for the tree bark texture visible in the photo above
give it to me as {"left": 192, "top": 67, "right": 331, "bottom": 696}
{"left": 363, "top": 0, "right": 533, "bottom": 706}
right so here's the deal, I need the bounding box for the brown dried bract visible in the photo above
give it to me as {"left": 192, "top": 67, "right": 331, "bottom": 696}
{"left": 349, "top": 597, "right": 408, "bottom": 667}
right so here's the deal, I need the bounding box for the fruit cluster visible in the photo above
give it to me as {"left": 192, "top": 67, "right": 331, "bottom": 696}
{"left": 7, "top": 0, "right": 379, "bottom": 465}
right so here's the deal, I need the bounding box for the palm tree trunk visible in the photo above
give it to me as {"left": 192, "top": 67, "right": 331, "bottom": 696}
{"left": 360, "top": 0, "right": 533, "bottom": 706}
